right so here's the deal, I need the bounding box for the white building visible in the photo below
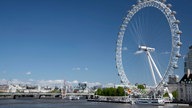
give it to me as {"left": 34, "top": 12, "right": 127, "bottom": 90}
{"left": 7, "top": 84, "right": 53, "bottom": 93}
{"left": 167, "top": 75, "right": 179, "bottom": 94}
{"left": 0, "top": 85, "right": 9, "bottom": 93}
{"left": 178, "top": 45, "right": 192, "bottom": 102}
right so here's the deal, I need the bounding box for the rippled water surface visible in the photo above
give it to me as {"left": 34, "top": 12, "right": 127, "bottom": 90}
{"left": 0, "top": 99, "right": 191, "bottom": 108}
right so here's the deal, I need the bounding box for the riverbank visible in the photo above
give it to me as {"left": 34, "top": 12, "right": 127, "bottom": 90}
{"left": 87, "top": 99, "right": 131, "bottom": 103}
{"left": 87, "top": 96, "right": 131, "bottom": 103}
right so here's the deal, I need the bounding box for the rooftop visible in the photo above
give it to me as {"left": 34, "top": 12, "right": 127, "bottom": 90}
{"left": 179, "top": 74, "right": 192, "bottom": 84}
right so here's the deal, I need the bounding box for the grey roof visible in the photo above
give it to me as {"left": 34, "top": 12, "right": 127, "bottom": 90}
{"left": 179, "top": 74, "right": 192, "bottom": 84}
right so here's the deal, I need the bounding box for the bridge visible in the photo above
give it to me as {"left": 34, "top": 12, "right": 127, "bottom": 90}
{"left": 0, "top": 92, "right": 94, "bottom": 99}
{"left": 0, "top": 92, "right": 61, "bottom": 99}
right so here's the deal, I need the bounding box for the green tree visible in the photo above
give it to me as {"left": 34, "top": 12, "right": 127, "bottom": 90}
{"left": 172, "top": 90, "right": 178, "bottom": 99}
{"left": 163, "top": 92, "right": 169, "bottom": 97}
{"left": 102, "top": 88, "right": 108, "bottom": 96}
{"left": 111, "top": 87, "right": 117, "bottom": 96}
{"left": 95, "top": 87, "right": 125, "bottom": 96}
{"left": 108, "top": 87, "right": 116, "bottom": 96}
{"left": 137, "top": 84, "right": 145, "bottom": 90}
{"left": 116, "top": 87, "right": 125, "bottom": 96}
{"left": 163, "top": 90, "right": 178, "bottom": 99}
{"left": 95, "top": 88, "right": 102, "bottom": 95}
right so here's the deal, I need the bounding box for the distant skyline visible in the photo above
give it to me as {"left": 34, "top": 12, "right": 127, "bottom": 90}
{"left": 0, "top": 0, "right": 192, "bottom": 86}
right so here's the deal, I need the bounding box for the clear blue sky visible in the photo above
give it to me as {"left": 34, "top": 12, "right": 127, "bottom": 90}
{"left": 0, "top": 0, "right": 191, "bottom": 85}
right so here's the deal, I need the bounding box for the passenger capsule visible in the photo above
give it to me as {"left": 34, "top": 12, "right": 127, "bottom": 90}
{"left": 173, "top": 64, "right": 178, "bottom": 69}
{"left": 120, "top": 27, "right": 126, "bottom": 31}
{"left": 123, "top": 17, "right": 128, "bottom": 20}
{"left": 129, "top": 11, "right": 133, "bottom": 14}
{"left": 121, "top": 80, "right": 124, "bottom": 83}
{"left": 118, "top": 73, "right": 121, "bottom": 76}
{"left": 121, "top": 24, "right": 127, "bottom": 28}
{"left": 176, "top": 53, "right": 181, "bottom": 58}
{"left": 171, "top": 11, "right": 177, "bottom": 15}
{"left": 174, "top": 20, "right": 180, "bottom": 24}
{"left": 177, "top": 41, "right": 182, "bottom": 46}
{"left": 176, "top": 30, "right": 182, "bottom": 34}
{"left": 167, "top": 4, "right": 172, "bottom": 8}
{"left": 123, "top": 20, "right": 128, "bottom": 24}
{"left": 132, "top": 5, "right": 135, "bottom": 8}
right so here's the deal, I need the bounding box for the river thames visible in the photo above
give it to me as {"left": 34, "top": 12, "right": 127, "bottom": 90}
{"left": 0, "top": 99, "right": 191, "bottom": 108}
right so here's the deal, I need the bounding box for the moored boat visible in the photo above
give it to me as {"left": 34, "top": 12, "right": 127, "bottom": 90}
{"left": 68, "top": 95, "right": 80, "bottom": 100}
{"left": 135, "top": 98, "right": 165, "bottom": 106}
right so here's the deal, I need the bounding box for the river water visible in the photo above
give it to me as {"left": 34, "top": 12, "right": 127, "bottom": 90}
{"left": 0, "top": 99, "right": 191, "bottom": 108}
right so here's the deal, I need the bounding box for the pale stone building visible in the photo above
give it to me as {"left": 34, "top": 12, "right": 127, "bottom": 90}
{"left": 0, "top": 85, "right": 9, "bottom": 93}
{"left": 178, "top": 45, "right": 192, "bottom": 102}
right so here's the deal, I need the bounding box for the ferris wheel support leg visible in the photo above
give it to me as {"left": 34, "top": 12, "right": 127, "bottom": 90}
{"left": 165, "top": 87, "right": 173, "bottom": 100}
{"left": 147, "top": 52, "right": 157, "bottom": 86}
{"left": 147, "top": 51, "right": 163, "bottom": 80}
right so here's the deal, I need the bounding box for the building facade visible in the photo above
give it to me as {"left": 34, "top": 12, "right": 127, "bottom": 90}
{"left": 184, "top": 45, "right": 192, "bottom": 75}
{"left": 178, "top": 45, "right": 192, "bottom": 102}
{"left": 0, "top": 85, "right": 9, "bottom": 93}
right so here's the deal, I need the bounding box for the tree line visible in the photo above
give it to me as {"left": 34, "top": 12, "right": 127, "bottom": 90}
{"left": 95, "top": 87, "right": 126, "bottom": 96}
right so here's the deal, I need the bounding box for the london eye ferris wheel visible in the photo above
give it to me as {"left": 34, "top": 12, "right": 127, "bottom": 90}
{"left": 116, "top": 0, "right": 182, "bottom": 98}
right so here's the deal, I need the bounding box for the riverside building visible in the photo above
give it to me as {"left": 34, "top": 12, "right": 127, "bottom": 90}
{"left": 178, "top": 45, "right": 192, "bottom": 102}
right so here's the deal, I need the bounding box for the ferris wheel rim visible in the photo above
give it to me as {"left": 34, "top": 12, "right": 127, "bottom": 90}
{"left": 116, "top": 0, "right": 182, "bottom": 90}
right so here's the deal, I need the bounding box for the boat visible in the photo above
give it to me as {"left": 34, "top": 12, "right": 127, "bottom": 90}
{"left": 68, "top": 95, "right": 80, "bottom": 100}
{"left": 135, "top": 98, "right": 165, "bottom": 106}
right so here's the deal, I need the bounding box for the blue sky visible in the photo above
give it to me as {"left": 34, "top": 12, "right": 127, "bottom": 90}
{"left": 0, "top": 0, "right": 191, "bottom": 86}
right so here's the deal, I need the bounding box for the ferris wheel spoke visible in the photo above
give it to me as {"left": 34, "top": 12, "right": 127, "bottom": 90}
{"left": 147, "top": 51, "right": 163, "bottom": 80}
{"left": 147, "top": 52, "right": 158, "bottom": 86}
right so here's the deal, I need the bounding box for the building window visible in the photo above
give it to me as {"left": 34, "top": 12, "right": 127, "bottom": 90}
{"left": 180, "top": 88, "right": 183, "bottom": 93}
